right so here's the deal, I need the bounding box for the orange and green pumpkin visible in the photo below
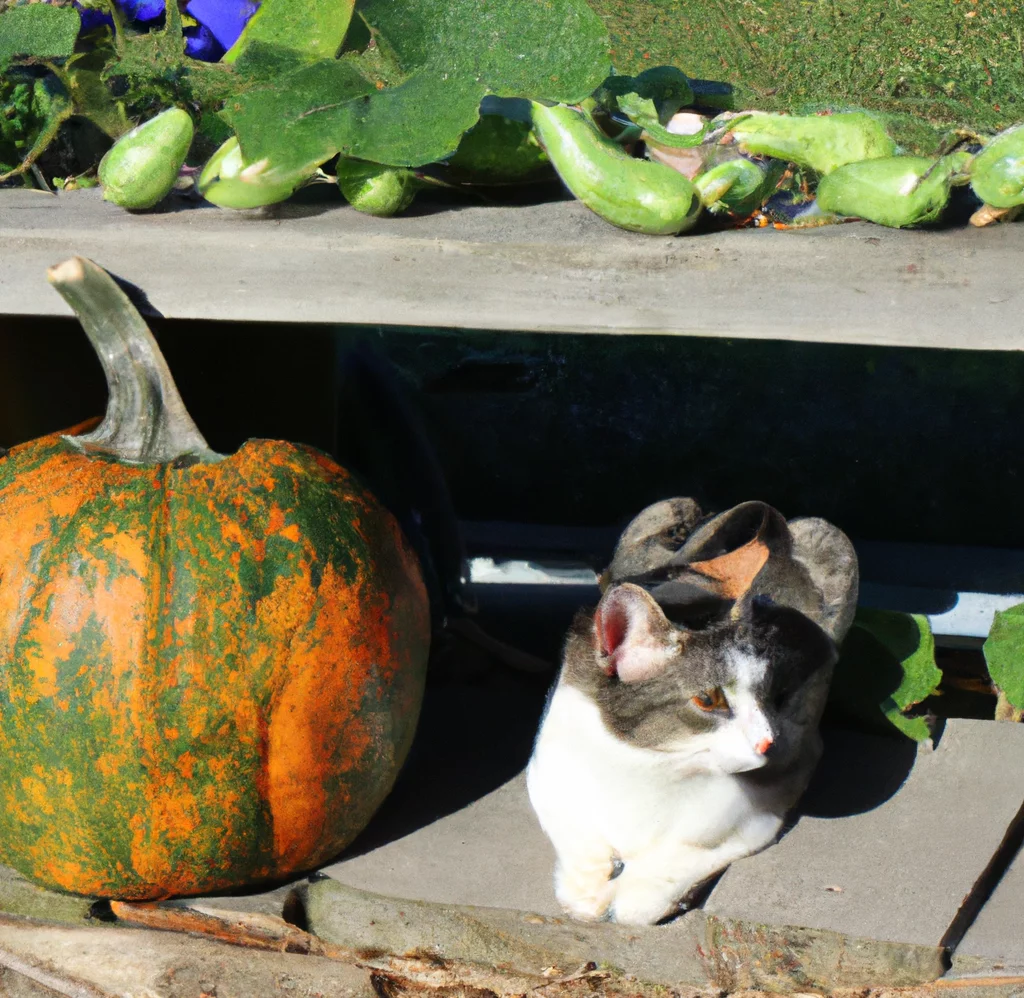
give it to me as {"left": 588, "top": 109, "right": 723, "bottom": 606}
{"left": 0, "top": 258, "right": 430, "bottom": 899}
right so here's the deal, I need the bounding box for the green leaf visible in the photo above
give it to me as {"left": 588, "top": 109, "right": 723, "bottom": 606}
{"left": 224, "top": 0, "right": 356, "bottom": 64}
{"left": 829, "top": 609, "right": 941, "bottom": 741}
{"left": 983, "top": 603, "right": 1024, "bottom": 710}
{"left": 0, "top": 81, "right": 35, "bottom": 177}
{"left": 103, "top": 6, "right": 335, "bottom": 119}
{"left": 854, "top": 608, "right": 940, "bottom": 712}
{"left": 228, "top": 0, "right": 611, "bottom": 170}
{"left": 596, "top": 66, "right": 705, "bottom": 148}
{"left": 0, "top": 77, "right": 73, "bottom": 183}
{"left": 0, "top": 5, "right": 80, "bottom": 72}
{"left": 442, "top": 112, "right": 550, "bottom": 184}
{"left": 879, "top": 697, "right": 933, "bottom": 742}
{"left": 66, "top": 48, "right": 132, "bottom": 139}
{"left": 104, "top": 0, "right": 188, "bottom": 105}
{"left": 225, "top": 59, "right": 380, "bottom": 174}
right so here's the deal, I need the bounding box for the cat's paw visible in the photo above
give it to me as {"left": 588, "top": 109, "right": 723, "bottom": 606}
{"left": 608, "top": 877, "right": 683, "bottom": 926}
{"left": 554, "top": 861, "right": 616, "bottom": 922}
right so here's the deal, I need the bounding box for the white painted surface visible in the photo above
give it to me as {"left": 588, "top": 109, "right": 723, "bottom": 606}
{"left": 469, "top": 559, "right": 1024, "bottom": 638}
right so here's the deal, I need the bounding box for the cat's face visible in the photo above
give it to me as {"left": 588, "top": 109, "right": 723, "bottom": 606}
{"left": 561, "top": 582, "right": 837, "bottom": 777}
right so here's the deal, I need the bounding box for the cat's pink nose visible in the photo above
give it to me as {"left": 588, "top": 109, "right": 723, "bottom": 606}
{"left": 754, "top": 736, "right": 773, "bottom": 756}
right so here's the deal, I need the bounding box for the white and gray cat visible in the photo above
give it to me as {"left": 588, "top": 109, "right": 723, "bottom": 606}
{"left": 527, "top": 498, "right": 858, "bottom": 925}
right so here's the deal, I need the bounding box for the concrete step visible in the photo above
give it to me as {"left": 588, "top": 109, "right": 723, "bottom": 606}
{"left": 322, "top": 718, "right": 1024, "bottom": 988}
{"left": 704, "top": 719, "right": 1024, "bottom": 951}
{"left": 322, "top": 774, "right": 559, "bottom": 914}
{"left": 952, "top": 817, "right": 1024, "bottom": 977}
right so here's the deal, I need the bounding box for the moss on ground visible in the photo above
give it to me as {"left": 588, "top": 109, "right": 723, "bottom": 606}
{"left": 591, "top": 0, "right": 1024, "bottom": 130}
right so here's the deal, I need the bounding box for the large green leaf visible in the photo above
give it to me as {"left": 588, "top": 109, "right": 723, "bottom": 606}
{"left": 227, "top": 0, "right": 611, "bottom": 170}
{"left": 984, "top": 603, "right": 1024, "bottom": 711}
{"left": 854, "top": 608, "right": 940, "bottom": 712}
{"left": 829, "top": 608, "right": 941, "bottom": 741}
{"left": 225, "top": 58, "right": 381, "bottom": 173}
{"left": 0, "top": 5, "right": 80, "bottom": 72}
{"left": 65, "top": 45, "right": 132, "bottom": 140}
{"left": 224, "top": 0, "right": 356, "bottom": 64}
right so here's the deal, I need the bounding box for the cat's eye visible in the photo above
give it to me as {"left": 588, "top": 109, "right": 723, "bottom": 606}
{"left": 691, "top": 687, "right": 728, "bottom": 712}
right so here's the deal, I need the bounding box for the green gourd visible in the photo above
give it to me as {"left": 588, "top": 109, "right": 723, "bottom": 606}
{"left": 723, "top": 111, "right": 897, "bottom": 176}
{"left": 98, "top": 108, "right": 193, "bottom": 210}
{"left": 970, "top": 125, "right": 1024, "bottom": 209}
{"left": 816, "top": 153, "right": 969, "bottom": 228}
{"left": 198, "top": 136, "right": 313, "bottom": 209}
{"left": 337, "top": 160, "right": 419, "bottom": 217}
{"left": 530, "top": 102, "right": 702, "bottom": 235}
{"left": 695, "top": 155, "right": 786, "bottom": 216}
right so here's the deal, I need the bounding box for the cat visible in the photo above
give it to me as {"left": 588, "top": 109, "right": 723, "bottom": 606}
{"left": 527, "top": 498, "right": 858, "bottom": 925}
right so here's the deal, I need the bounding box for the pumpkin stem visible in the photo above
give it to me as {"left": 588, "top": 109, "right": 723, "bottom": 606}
{"left": 47, "top": 257, "right": 222, "bottom": 465}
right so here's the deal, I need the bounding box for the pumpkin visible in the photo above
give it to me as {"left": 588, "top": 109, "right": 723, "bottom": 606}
{"left": 0, "top": 258, "right": 430, "bottom": 900}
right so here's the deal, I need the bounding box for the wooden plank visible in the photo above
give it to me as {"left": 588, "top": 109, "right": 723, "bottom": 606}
{"left": 2, "top": 188, "right": 1023, "bottom": 350}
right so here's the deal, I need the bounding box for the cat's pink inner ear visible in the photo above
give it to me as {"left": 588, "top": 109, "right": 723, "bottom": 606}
{"left": 597, "top": 598, "right": 630, "bottom": 661}
{"left": 595, "top": 584, "right": 678, "bottom": 682}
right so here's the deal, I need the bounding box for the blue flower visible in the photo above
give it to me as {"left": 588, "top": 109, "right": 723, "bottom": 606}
{"left": 185, "top": 0, "right": 260, "bottom": 51}
{"left": 73, "top": 3, "right": 114, "bottom": 31}
{"left": 184, "top": 23, "right": 225, "bottom": 61}
{"left": 64, "top": 0, "right": 259, "bottom": 63}
{"left": 70, "top": 0, "right": 163, "bottom": 29}
{"left": 119, "top": 0, "right": 165, "bottom": 23}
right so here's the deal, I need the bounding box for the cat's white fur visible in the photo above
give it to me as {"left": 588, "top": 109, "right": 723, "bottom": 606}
{"left": 526, "top": 653, "right": 784, "bottom": 926}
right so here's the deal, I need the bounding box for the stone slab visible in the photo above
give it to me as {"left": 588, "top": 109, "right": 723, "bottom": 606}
{"left": 705, "top": 718, "right": 1024, "bottom": 948}
{"left": 2, "top": 188, "right": 1024, "bottom": 350}
{"left": 0, "top": 916, "right": 376, "bottom": 998}
{"left": 301, "top": 877, "right": 948, "bottom": 991}
{"left": 954, "top": 831, "right": 1024, "bottom": 976}
{"left": 322, "top": 773, "right": 561, "bottom": 915}
{"left": 0, "top": 864, "right": 97, "bottom": 926}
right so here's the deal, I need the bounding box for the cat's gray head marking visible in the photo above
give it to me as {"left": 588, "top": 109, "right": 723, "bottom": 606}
{"left": 562, "top": 580, "right": 839, "bottom": 778}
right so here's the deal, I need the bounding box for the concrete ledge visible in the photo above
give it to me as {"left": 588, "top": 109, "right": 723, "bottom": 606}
{"left": 953, "top": 819, "right": 1024, "bottom": 977}
{"left": 2, "top": 188, "right": 1023, "bottom": 350}
{"left": 300, "top": 878, "right": 948, "bottom": 991}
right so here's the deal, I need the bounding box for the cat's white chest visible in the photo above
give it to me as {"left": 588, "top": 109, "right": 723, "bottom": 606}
{"left": 527, "top": 684, "right": 765, "bottom": 858}
{"left": 527, "top": 683, "right": 784, "bottom": 924}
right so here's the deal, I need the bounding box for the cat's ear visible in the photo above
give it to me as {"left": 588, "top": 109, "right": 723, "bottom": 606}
{"left": 594, "top": 583, "right": 683, "bottom": 683}
{"left": 679, "top": 501, "right": 786, "bottom": 599}
{"left": 787, "top": 517, "right": 859, "bottom": 642}
{"left": 604, "top": 498, "right": 704, "bottom": 586}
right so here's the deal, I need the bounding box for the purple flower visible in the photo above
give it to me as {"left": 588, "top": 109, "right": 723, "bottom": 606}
{"left": 185, "top": 0, "right": 259, "bottom": 51}
{"left": 184, "top": 23, "right": 225, "bottom": 61}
